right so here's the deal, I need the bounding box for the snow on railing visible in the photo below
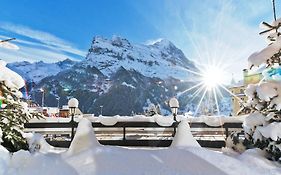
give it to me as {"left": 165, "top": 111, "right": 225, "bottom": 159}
{"left": 28, "top": 114, "right": 246, "bottom": 127}
{"left": 24, "top": 115, "right": 244, "bottom": 148}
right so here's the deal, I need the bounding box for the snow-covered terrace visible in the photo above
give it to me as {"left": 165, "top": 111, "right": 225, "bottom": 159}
{"left": 24, "top": 115, "right": 245, "bottom": 148}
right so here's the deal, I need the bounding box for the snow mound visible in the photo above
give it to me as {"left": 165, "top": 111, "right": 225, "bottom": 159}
{"left": 257, "top": 122, "right": 281, "bottom": 141}
{"left": 238, "top": 149, "right": 281, "bottom": 174}
{"left": 154, "top": 115, "right": 174, "bottom": 126}
{"left": 65, "top": 146, "right": 229, "bottom": 175}
{"left": 202, "top": 116, "right": 225, "bottom": 126}
{"left": 98, "top": 116, "right": 118, "bottom": 126}
{"left": 8, "top": 149, "right": 77, "bottom": 175}
{"left": 248, "top": 36, "right": 281, "bottom": 68}
{"left": 0, "top": 145, "right": 10, "bottom": 175}
{"left": 24, "top": 133, "right": 55, "bottom": 154}
{"left": 67, "top": 118, "right": 100, "bottom": 155}
{"left": 130, "top": 115, "right": 155, "bottom": 122}
{"left": 244, "top": 81, "right": 281, "bottom": 110}
{"left": 248, "top": 52, "right": 266, "bottom": 68}
{"left": 170, "top": 120, "right": 200, "bottom": 147}
{"left": 245, "top": 84, "right": 256, "bottom": 98}
{"left": 243, "top": 112, "right": 267, "bottom": 136}
{"left": 0, "top": 60, "right": 25, "bottom": 89}
{"left": 188, "top": 147, "right": 279, "bottom": 175}
{"left": 256, "top": 82, "right": 278, "bottom": 101}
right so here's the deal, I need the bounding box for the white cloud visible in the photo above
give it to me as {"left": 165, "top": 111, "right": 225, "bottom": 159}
{"left": 0, "top": 45, "right": 80, "bottom": 63}
{"left": 0, "top": 23, "right": 87, "bottom": 62}
{"left": 1, "top": 23, "right": 67, "bottom": 46}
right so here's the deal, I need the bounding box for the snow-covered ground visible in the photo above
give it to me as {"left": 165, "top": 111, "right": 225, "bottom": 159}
{"left": 1, "top": 118, "right": 280, "bottom": 175}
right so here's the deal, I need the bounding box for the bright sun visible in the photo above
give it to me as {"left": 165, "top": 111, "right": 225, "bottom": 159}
{"left": 177, "top": 62, "right": 232, "bottom": 116}
{"left": 201, "top": 66, "right": 226, "bottom": 90}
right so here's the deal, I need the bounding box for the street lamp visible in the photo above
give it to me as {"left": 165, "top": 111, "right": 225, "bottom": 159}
{"left": 100, "top": 105, "right": 103, "bottom": 116}
{"left": 40, "top": 88, "right": 45, "bottom": 107}
{"left": 68, "top": 98, "right": 79, "bottom": 141}
{"left": 169, "top": 97, "right": 179, "bottom": 121}
{"left": 56, "top": 96, "right": 60, "bottom": 108}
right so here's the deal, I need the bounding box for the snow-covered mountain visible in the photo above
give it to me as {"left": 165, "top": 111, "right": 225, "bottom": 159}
{"left": 84, "top": 36, "right": 197, "bottom": 80}
{"left": 8, "top": 36, "right": 231, "bottom": 115}
{"left": 7, "top": 59, "right": 76, "bottom": 83}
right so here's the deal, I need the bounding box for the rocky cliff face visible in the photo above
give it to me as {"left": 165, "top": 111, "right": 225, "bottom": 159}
{"left": 84, "top": 36, "right": 197, "bottom": 80}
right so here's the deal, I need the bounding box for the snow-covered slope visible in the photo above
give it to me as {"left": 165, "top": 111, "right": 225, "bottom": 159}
{"left": 84, "top": 36, "right": 197, "bottom": 80}
{"left": 7, "top": 59, "right": 76, "bottom": 83}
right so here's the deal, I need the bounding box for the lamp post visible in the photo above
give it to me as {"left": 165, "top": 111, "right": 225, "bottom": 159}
{"left": 56, "top": 96, "right": 60, "bottom": 108}
{"left": 100, "top": 105, "right": 103, "bottom": 116}
{"left": 40, "top": 88, "right": 45, "bottom": 107}
{"left": 68, "top": 98, "right": 79, "bottom": 141}
{"left": 169, "top": 97, "right": 179, "bottom": 121}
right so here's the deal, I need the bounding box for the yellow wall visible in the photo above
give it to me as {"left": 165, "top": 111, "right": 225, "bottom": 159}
{"left": 243, "top": 70, "right": 263, "bottom": 85}
{"left": 229, "top": 86, "right": 246, "bottom": 116}
{"left": 229, "top": 69, "right": 263, "bottom": 116}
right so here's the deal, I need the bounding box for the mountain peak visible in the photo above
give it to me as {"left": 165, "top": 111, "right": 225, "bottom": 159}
{"left": 91, "top": 35, "right": 131, "bottom": 49}
{"left": 85, "top": 35, "right": 196, "bottom": 80}
{"left": 152, "top": 38, "right": 173, "bottom": 47}
{"left": 146, "top": 38, "right": 175, "bottom": 49}
{"left": 111, "top": 35, "right": 131, "bottom": 48}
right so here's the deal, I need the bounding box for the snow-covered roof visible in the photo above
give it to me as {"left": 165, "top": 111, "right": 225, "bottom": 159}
{"left": 229, "top": 80, "right": 244, "bottom": 88}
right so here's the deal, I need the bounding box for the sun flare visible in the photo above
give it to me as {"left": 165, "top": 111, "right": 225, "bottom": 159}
{"left": 177, "top": 62, "right": 233, "bottom": 116}
{"left": 201, "top": 66, "right": 226, "bottom": 90}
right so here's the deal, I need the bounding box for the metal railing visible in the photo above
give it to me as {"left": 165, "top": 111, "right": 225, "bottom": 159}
{"left": 24, "top": 120, "right": 243, "bottom": 148}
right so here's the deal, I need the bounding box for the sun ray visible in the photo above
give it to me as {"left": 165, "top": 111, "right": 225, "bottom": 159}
{"left": 216, "top": 86, "right": 226, "bottom": 99}
{"left": 182, "top": 67, "right": 204, "bottom": 76}
{"left": 175, "top": 11, "right": 240, "bottom": 117}
{"left": 213, "top": 88, "right": 220, "bottom": 115}
{"left": 177, "top": 82, "right": 205, "bottom": 97}
{"left": 177, "top": 16, "right": 205, "bottom": 65}
{"left": 190, "top": 85, "right": 205, "bottom": 102}
{"left": 194, "top": 88, "right": 208, "bottom": 116}
{"left": 219, "top": 84, "right": 245, "bottom": 104}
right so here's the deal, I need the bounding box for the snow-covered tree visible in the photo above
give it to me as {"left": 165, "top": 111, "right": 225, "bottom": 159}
{"left": 0, "top": 60, "right": 39, "bottom": 152}
{"left": 228, "top": 17, "right": 281, "bottom": 161}
{"left": 144, "top": 104, "right": 161, "bottom": 116}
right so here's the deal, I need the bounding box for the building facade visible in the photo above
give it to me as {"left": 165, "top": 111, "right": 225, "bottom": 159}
{"left": 229, "top": 69, "right": 263, "bottom": 116}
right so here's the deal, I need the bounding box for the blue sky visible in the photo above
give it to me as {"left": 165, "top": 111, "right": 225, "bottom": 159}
{"left": 0, "top": 0, "right": 279, "bottom": 80}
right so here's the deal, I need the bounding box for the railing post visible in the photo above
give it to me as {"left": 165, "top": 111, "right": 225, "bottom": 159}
{"left": 71, "top": 113, "right": 75, "bottom": 141}
{"left": 172, "top": 126, "right": 176, "bottom": 137}
{"left": 123, "top": 126, "right": 126, "bottom": 140}
{"left": 225, "top": 127, "right": 229, "bottom": 138}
